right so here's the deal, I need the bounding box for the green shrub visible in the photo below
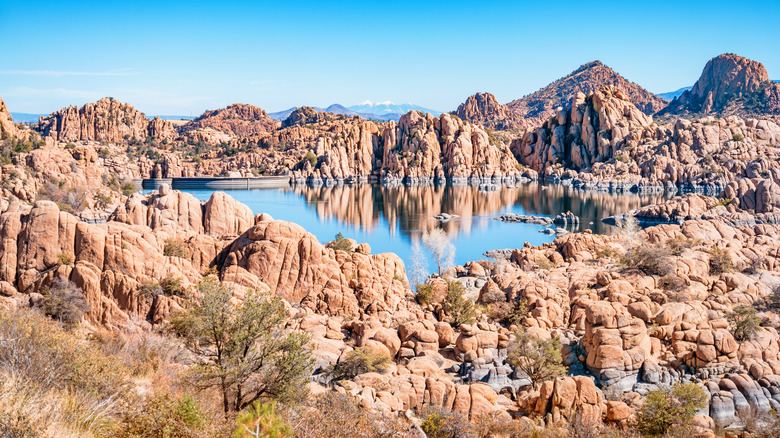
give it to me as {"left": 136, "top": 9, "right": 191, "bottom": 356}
{"left": 484, "top": 299, "right": 528, "bottom": 326}
{"left": 160, "top": 275, "right": 185, "bottom": 297}
{"left": 328, "top": 346, "right": 391, "bottom": 381}
{"left": 301, "top": 151, "right": 317, "bottom": 168}
{"left": 416, "top": 284, "right": 433, "bottom": 306}
{"left": 163, "top": 238, "right": 188, "bottom": 258}
{"left": 537, "top": 257, "right": 554, "bottom": 270}
{"left": 420, "top": 406, "right": 472, "bottom": 438}
{"left": 634, "top": 383, "right": 708, "bottom": 437}
{"left": 329, "top": 232, "right": 353, "bottom": 253}
{"left": 117, "top": 393, "right": 207, "bottom": 438}
{"left": 732, "top": 133, "right": 745, "bottom": 142}
{"left": 595, "top": 246, "right": 621, "bottom": 260}
{"left": 727, "top": 306, "right": 761, "bottom": 341}
{"left": 442, "top": 281, "right": 475, "bottom": 328}
{"left": 234, "top": 401, "right": 291, "bottom": 438}
{"left": 708, "top": 247, "right": 733, "bottom": 275}
{"left": 56, "top": 253, "right": 74, "bottom": 266}
{"left": 709, "top": 198, "right": 732, "bottom": 209}
{"left": 121, "top": 182, "right": 137, "bottom": 196}
{"left": 506, "top": 329, "right": 566, "bottom": 388}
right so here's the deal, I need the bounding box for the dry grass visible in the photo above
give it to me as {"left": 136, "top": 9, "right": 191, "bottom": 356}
{"left": 0, "top": 309, "right": 220, "bottom": 437}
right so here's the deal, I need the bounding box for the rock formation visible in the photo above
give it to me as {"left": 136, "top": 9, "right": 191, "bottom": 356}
{"left": 181, "top": 103, "right": 279, "bottom": 136}
{"left": 660, "top": 54, "right": 780, "bottom": 116}
{"left": 38, "top": 97, "right": 177, "bottom": 143}
{"left": 0, "top": 94, "right": 16, "bottom": 139}
{"left": 453, "top": 92, "right": 515, "bottom": 130}
{"left": 456, "top": 61, "right": 668, "bottom": 131}
{"left": 511, "top": 85, "right": 780, "bottom": 192}
{"left": 282, "top": 106, "right": 329, "bottom": 128}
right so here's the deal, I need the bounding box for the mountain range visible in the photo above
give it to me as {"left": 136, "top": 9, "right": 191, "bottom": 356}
{"left": 454, "top": 56, "right": 780, "bottom": 131}
{"left": 267, "top": 102, "right": 439, "bottom": 122}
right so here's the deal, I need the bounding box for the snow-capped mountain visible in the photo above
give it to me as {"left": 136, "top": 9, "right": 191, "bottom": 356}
{"left": 347, "top": 101, "right": 440, "bottom": 116}
{"left": 268, "top": 101, "right": 441, "bottom": 122}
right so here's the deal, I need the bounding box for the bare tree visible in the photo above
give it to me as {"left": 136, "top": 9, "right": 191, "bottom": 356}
{"left": 422, "top": 229, "right": 455, "bottom": 274}
{"left": 408, "top": 238, "right": 429, "bottom": 287}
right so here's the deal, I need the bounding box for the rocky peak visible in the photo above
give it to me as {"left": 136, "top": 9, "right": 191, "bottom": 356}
{"left": 660, "top": 53, "right": 780, "bottom": 116}
{"left": 182, "top": 103, "right": 278, "bottom": 136}
{"left": 282, "top": 106, "right": 325, "bottom": 128}
{"left": 507, "top": 61, "right": 668, "bottom": 121}
{"left": 453, "top": 92, "right": 514, "bottom": 130}
{"left": 0, "top": 93, "right": 16, "bottom": 139}
{"left": 38, "top": 97, "right": 176, "bottom": 143}
{"left": 456, "top": 61, "right": 667, "bottom": 132}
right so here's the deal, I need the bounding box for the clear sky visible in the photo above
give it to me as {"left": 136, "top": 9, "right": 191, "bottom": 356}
{"left": 1, "top": 0, "right": 778, "bottom": 116}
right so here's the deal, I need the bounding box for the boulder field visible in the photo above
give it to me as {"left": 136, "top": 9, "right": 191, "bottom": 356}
{"left": 2, "top": 186, "right": 780, "bottom": 433}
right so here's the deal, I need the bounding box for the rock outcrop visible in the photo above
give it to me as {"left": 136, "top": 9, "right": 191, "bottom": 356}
{"left": 0, "top": 94, "right": 16, "bottom": 139}
{"left": 216, "top": 215, "right": 415, "bottom": 319}
{"left": 456, "top": 61, "right": 668, "bottom": 132}
{"left": 182, "top": 103, "right": 279, "bottom": 136}
{"left": 510, "top": 85, "right": 780, "bottom": 192}
{"left": 660, "top": 54, "right": 780, "bottom": 116}
{"left": 38, "top": 98, "right": 177, "bottom": 143}
{"left": 453, "top": 93, "right": 516, "bottom": 130}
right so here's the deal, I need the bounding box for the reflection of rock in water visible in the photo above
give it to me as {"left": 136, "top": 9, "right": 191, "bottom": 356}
{"left": 291, "top": 183, "right": 669, "bottom": 238}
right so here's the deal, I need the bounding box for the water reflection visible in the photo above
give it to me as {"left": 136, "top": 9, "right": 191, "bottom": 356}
{"left": 183, "top": 183, "right": 668, "bottom": 270}
{"left": 293, "top": 183, "right": 670, "bottom": 237}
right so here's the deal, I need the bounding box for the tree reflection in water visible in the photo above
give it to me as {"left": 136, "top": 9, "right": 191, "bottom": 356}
{"left": 184, "top": 183, "right": 670, "bottom": 270}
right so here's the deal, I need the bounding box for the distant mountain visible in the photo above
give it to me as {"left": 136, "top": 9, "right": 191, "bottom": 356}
{"left": 657, "top": 87, "right": 692, "bottom": 101}
{"left": 268, "top": 102, "right": 422, "bottom": 122}
{"left": 154, "top": 115, "right": 195, "bottom": 121}
{"left": 455, "top": 60, "right": 668, "bottom": 131}
{"left": 10, "top": 112, "right": 45, "bottom": 123}
{"left": 347, "top": 101, "right": 440, "bottom": 116}
{"left": 658, "top": 53, "right": 780, "bottom": 116}
{"left": 268, "top": 107, "right": 297, "bottom": 121}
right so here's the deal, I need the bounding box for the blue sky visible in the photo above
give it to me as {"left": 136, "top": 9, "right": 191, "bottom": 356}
{"left": 1, "top": 0, "right": 778, "bottom": 116}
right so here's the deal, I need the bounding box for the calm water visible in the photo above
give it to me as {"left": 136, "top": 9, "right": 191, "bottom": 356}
{"left": 182, "top": 184, "right": 669, "bottom": 273}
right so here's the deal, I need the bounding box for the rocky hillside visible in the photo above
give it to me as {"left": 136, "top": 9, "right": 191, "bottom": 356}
{"left": 660, "top": 53, "right": 780, "bottom": 117}
{"left": 512, "top": 85, "right": 780, "bottom": 192}
{"left": 508, "top": 61, "right": 668, "bottom": 118}
{"left": 0, "top": 94, "right": 16, "bottom": 139}
{"left": 181, "top": 103, "right": 279, "bottom": 136}
{"left": 453, "top": 92, "right": 515, "bottom": 130}
{"left": 38, "top": 97, "right": 178, "bottom": 143}
{"left": 456, "top": 61, "right": 668, "bottom": 132}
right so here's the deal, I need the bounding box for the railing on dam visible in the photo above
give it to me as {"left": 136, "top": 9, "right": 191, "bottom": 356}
{"left": 139, "top": 176, "right": 291, "bottom": 190}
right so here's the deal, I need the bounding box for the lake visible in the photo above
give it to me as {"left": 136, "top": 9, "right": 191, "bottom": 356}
{"left": 181, "top": 183, "right": 669, "bottom": 276}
